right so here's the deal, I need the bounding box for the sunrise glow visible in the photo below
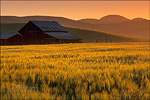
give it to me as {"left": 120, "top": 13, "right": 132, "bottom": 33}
{"left": 1, "top": 1, "right": 149, "bottom": 20}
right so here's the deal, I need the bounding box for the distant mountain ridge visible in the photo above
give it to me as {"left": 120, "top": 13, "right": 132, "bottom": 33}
{"left": 131, "top": 18, "right": 148, "bottom": 21}
{"left": 1, "top": 15, "right": 149, "bottom": 38}
{"left": 78, "top": 15, "right": 148, "bottom": 24}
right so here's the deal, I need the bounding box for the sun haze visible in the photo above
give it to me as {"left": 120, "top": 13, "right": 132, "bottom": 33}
{"left": 1, "top": 1, "right": 149, "bottom": 20}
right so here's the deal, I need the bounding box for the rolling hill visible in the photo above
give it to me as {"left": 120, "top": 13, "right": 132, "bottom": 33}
{"left": 78, "top": 15, "right": 130, "bottom": 24}
{"left": 1, "top": 23, "right": 148, "bottom": 43}
{"left": 1, "top": 15, "right": 149, "bottom": 38}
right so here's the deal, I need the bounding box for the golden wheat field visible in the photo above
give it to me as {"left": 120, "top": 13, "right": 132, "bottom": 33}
{"left": 1, "top": 42, "right": 150, "bottom": 100}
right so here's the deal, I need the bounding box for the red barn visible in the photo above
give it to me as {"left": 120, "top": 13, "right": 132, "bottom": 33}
{"left": 18, "top": 21, "right": 81, "bottom": 44}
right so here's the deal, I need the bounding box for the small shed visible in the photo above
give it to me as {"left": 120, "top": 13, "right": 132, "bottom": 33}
{"left": 18, "top": 21, "right": 81, "bottom": 44}
{"left": 0, "top": 33, "right": 22, "bottom": 45}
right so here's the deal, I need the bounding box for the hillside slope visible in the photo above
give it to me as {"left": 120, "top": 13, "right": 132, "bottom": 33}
{"left": 1, "top": 23, "right": 148, "bottom": 43}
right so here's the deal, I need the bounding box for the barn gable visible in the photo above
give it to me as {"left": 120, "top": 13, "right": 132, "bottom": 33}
{"left": 19, "top": 21, "right": 68, "bottom": 33}
{"left": 18, "top": 21, "right": 43, "bottom": 33}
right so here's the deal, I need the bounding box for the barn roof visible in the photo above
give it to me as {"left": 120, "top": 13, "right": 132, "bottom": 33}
{"left": 31, "top": 21, "right": 68, "bottom": 32}
{"left": 44, "top": 32, "right": 81, "bottom": 40}
{"left": 0, "top": 33, "right": 18, "bottom": 39}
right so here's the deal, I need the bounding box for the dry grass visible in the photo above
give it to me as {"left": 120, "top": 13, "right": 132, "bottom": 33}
{"left": 1, "top": 42, "right": 150, "bottom": 99}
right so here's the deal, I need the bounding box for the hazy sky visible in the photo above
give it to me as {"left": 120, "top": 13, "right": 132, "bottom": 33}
{"left": 1, "top": 1, "right": 149, "bottom": 20}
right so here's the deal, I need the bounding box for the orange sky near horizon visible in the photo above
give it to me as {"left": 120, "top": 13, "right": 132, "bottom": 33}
{"left": 1, "top": 1, "right": 149, "bottom": 20}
